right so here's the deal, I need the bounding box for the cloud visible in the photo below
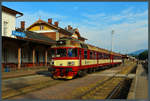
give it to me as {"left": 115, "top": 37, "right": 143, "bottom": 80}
{"left": 78, "top": 9, "right": 148, "bottom": 54}
{"left": 82, "top": 7, "right": 148, "bottom": 24}
{"left": 121, "top": 7, "right": 133, "bottom": 14}
{"left": 82, "top": 13, "right": 105, "bottom": 20}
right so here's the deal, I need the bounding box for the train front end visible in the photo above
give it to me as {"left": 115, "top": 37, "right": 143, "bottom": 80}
{"left": 49, "top": 47, "right": 80, "bottom": 79}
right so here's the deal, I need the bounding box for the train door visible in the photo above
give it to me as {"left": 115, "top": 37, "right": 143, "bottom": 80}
{"left": 97, "top": 52, "right": 98, "bottom": 65}
{"left": 111, "top": 54, "right": 114, "bottom": 65}
{"left": 84, "top": 49, "right": 88, "bottom": 68}
{"left": 78, "top": 48, "right": 82, "bottom": 67}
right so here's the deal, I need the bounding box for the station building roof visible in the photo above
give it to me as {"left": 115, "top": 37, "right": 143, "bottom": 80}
{"left": 2, "top": 5, "right": 23, "bottom": 17}
{"left": 15, "top": 28, "right": 56, "bottom": 45}
{"left": 26, "top": 19, "right": 73, "bottom": 36}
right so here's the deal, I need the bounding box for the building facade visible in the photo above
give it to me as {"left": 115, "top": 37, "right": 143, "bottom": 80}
{"left": 2, "top": 6, "right": 56, "bottom": 71}
{"left": 2, "top": 6, "right": 23, "bottom": 38}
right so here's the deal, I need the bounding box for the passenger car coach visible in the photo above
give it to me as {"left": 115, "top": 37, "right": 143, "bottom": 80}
{"left": 48, "top": 38, "right": 122, "bottom": 79}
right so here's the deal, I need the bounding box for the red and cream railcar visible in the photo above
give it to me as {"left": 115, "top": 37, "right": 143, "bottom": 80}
{"left": 48, "top": 38, "right": 122, "bottom": 79}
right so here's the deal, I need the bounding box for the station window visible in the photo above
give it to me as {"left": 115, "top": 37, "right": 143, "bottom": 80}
{"left": 3, "top": 21, "right": 8, "bottom": 36}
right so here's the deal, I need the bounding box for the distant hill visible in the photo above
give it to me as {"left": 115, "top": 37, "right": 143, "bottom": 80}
{"left": 129, "top": 49, "right": 147, "bottom": 56}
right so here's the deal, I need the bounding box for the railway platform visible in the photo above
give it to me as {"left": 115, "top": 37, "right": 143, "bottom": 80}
{"left": 127, "top": 64, "right": 148, "bottom": 100}
{"left": 2, "top": 66, "right": 49, "bottom": 79}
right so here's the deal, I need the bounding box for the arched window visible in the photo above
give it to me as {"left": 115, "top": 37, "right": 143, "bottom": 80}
{"left": 40, "top": 25, "right": 44, "bottom": 30}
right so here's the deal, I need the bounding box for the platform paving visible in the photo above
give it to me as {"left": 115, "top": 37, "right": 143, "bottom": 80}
{"left": 127, "top": 64, "right": 148, "bottom": 100}
{"left": 2, "top": 66, "right": 49, "bottom": 79}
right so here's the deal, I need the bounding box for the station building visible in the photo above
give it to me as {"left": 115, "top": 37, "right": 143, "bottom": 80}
{"left": 2, "top": 6, "right": 56, "bottom": 70}
{"left": 2, "top": 5, "right": 87, "bottom": 71}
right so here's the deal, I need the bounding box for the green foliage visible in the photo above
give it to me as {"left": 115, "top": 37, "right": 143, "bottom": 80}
{"left": 138, "top": 50, "right": 148, "bottom": 60}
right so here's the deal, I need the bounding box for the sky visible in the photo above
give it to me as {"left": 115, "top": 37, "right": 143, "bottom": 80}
{"left": 2, "top": 2, "right": 148, "bottom": 54}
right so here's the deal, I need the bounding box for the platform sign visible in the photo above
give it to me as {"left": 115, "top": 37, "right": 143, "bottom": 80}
{"left": 12, "top": 31, "right": 26, "bottom": 38}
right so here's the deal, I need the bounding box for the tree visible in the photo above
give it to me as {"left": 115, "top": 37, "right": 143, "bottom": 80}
{"left": 138, "top": 50, "right": 148, "bottom": 60}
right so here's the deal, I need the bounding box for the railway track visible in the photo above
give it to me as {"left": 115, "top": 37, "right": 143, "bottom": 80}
{"left": 75, "top": 63, "right": 136, "bottom": 99}
{"left": 2, "top": 75, "right": 64, "bottom": 99}
{"left": 80, "top": 77, "right": 125, "bottom": 99}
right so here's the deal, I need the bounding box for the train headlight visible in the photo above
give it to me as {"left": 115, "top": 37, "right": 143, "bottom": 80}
{"left": 50, "top": 60, "right": 54, "bottom": 65}
{"left": 72, "top": 61, "right": 75, "bottom": 65}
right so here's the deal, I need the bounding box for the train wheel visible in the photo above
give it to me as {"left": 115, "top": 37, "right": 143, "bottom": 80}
{"left": 93, "top": 68, "right": 96, "bottom": 72}
{"left": 77, "top": 70, "right": 87, "bottom": 77}
{"left": 77, "top": 70, "right": 82, "bottom": 77}
{"left": 83, "top": 70, "right": 87, "bottom": 76}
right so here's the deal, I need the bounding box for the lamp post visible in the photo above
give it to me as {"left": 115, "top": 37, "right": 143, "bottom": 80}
{"left": 111, "top": 30, "right": 114, "bottom": 52}
{"left": 110, "top": 30, "right": 114, "bottom": 65}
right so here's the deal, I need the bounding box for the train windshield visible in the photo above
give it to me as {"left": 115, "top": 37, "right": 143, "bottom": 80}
{"left": 56, "top": 49, "right": 67, "bottom": 57}
{"left": 52, "top": 48, "right": 78, "bottom": 58}
{"left": 68, "top": 48, "right": 78, "bottom": 57}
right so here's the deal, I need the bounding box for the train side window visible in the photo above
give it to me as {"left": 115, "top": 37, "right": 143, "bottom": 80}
{"left": 94, "top": 52, "right": 97, "bottom": 59}
{"left": 78, "top": 49, "right": 81, "bottom": 57}
{"left": 90, "top": 51, "right": 93, "bottom": 59}
{"left": 84, "top": 50, "right": 87, "bottom": 59}
{"left": 103, "top": 53, "right": 105, "bottom": 59}
{"left": 93, "top": 52, "right": 95, "bottom": 59}
{"left": 105, "top": 54, "right": 107, "bottom": 59}
{"left": 99, "top": 53, "right": 103, "bottom": 59}
{"left": 104, "top": 53, "right": 106, "bottom": 59}
{"left": 107, "top": 54, "right": 109, "bottom": 59}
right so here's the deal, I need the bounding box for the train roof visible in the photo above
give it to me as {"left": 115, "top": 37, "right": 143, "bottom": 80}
{"left": 85, "top": 43, "right": 122, "bottom": 56}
